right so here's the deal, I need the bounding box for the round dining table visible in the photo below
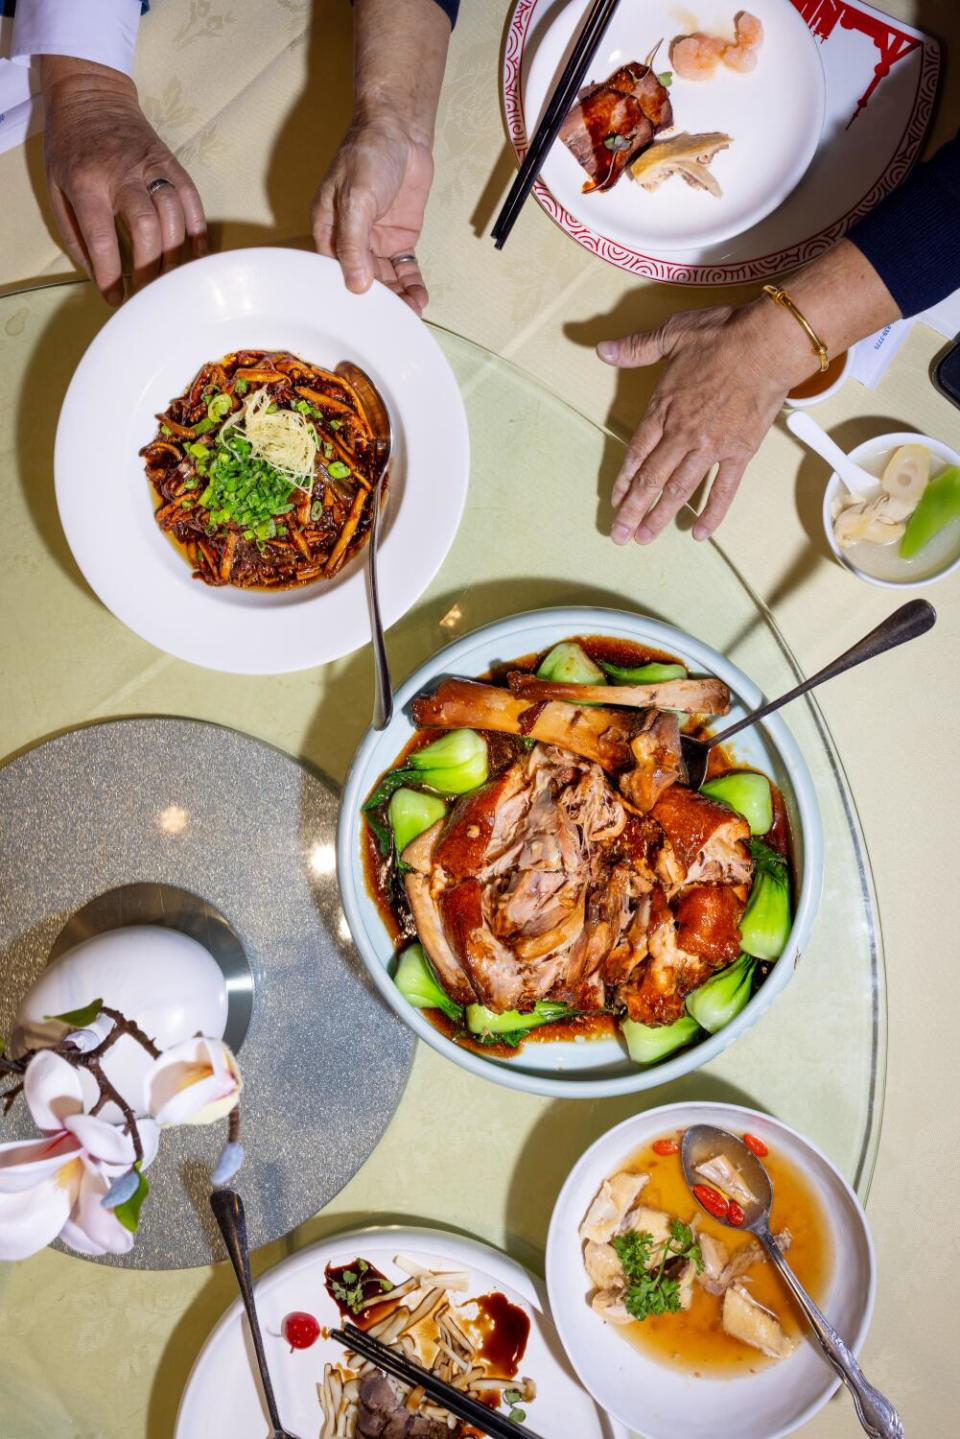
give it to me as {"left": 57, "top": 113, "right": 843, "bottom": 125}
{"left": 0, "top": 2, "right": 957, "bottom": 1436}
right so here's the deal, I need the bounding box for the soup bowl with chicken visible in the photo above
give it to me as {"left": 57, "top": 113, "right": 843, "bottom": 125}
{"left": 337, "top": 607, "right": 823, "bottom": 1098}
{"left": 545, "top": 1101, "right": 875, "bottom": 1438}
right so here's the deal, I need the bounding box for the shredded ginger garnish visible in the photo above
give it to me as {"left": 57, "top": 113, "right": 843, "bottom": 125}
{"left": 221, "top": 386, "right": 317, "bottom": 493}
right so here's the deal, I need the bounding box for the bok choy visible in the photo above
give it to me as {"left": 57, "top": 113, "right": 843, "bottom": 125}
{"left": 685, "top": 953, "right": 757, "bottom": 1033}
{"left": 466, "top": 1000, "right": 576, "bottom": 1046}
{"left": 536, "top": 642, "right": 605, "bottom": 685}
{"left": 394, "top": 944, "right": 463, "bottom": 1023}
{"left": 407, "top": 728, "right": 488, "bottom": 795}
{"left": 740, "top": 839, "right": 792, "bottom": 960}
{"left": 620, "top": 1012, "right": 701, "bottom": 1064}
{"left": 701, "top": 771, "right": 773, "bottom": 836}
{"left": 388, "top": 788, "right": 446, "bottom": 854}
{"left": 599, "top": 658, "right": 687, "bottom": 683}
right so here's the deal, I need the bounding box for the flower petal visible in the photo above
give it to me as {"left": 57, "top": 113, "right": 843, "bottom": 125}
{"left": 0, "top": 1175, "right": 72, "bottom": 1259}
{"left": 65, "top": 1112, "right": 137, "bottom": 1166}
{"left": 61, "top": 1163, "right": 134, "bottom": 1257}
{"left": 0, "top": 1133, "right": 80, "bottom": 1193}
{"left": 145, "top": 1036, "right": 241, "bottom": 1126}
{"left": 23, "top": 1051, "right": 85, "bottom": 1131}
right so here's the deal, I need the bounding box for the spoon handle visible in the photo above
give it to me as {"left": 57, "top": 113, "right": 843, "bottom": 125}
{"left": 368, "top": 471, "right": 393, "bottom": 731}
{"left": 759, "top": 1232, "right": 903, "bottom": 1438}
{"left": 785, "top": 411, "right": 874, "bottom": 496}
{"left": 210, "top": 1189, "right": 285, "bottom": 1434}
{"left": 710, "top": 599, "right": 936, "bottom": 748}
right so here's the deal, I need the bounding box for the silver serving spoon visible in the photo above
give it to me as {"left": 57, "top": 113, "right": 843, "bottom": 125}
{"left": 336, "top": 360, "right": 394, "bottom": 730}
{"left": 681, "top": 1126, "right": 903, "bottom": 1439}
{"left": 210, "top": 1189, "right": 302, "bottom": 1439}
{"left": 682, "top": 598, "right": 935, "bottom": 790}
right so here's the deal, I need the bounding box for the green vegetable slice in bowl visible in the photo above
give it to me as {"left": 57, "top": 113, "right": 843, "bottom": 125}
{"left": 740, "top": 839, "right": 792, "bottom": 960}
{"left": 599, "top": 659, "right": 687, "bottom": 683}
{"left": 393, "top": 945, "right": 462, "bottom": 1023}
{"left": 685, "top": 954, "right": 757, "bottom": 1033}
{"left": 620, "top": 1013, "right": 701, "bottom": 1065}
{"left": 466, "top": 1000, "right": 576, "bottom": 1044}
{"left": 701, "top": 772, "right": 773, "bottom": 836}
{"left": 900, "top": 465, "right": 960, "bottom": 558}
{"left": 387, "top": 788, "right": 446, "bottom": 855}
{"left": 536, "top": 642, "right": 605, "bottom": 685}
{"left": 407, "top": 728, "right": 488, "bottom": 795}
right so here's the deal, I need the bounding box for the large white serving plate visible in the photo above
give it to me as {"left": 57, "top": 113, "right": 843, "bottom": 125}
{"left": 176, "top": 1225, "right": 626, "bottom": 1439}
{"left": 523, "top": 0, "right": 825, "bottom": 252}
{"left": 546, "top": 1102, "right": 876, "bottom": 1439}
{"left": 338, "top": 606, "right": 824, "bottom": 1099}
{"left": 55, "top": 249, "right": 469, "bottom": 674}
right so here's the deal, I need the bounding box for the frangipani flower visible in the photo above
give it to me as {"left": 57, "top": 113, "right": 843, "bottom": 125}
{"left": 144, "top": 1036, "right": 242, "bottom": 1126}
{"left": 0, "top": 1051, "right": 158, "bottom": 1260}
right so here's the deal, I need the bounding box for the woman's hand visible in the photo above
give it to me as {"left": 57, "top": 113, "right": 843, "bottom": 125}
{"left": 312, "top": 112, "right": 433, "bottom": 315}
{"left": 598, "top": 302, "right": 810, "bottom": 544}
{"left": 41, "top": 57, "right": 207, "bottom": 306}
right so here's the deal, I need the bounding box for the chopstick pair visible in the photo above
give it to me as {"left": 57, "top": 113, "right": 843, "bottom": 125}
{"left": 332, "top": 1323, "right": 547, "bottom": 1439}
{"left": 491, "top": 0, "right": 622, "bottom": 248}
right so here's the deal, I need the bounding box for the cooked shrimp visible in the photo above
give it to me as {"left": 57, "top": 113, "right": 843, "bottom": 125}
{"left": 723, "top": 12, "right": 764, "bottom": 71}
{"left": 672, "top": 12, "right": 764, "bottom": 80}
{"left": 670, "top": 33, "right": 725, "bottom": 81}
{"left": 733, "top": 11, "right": 764, "bottom": 48}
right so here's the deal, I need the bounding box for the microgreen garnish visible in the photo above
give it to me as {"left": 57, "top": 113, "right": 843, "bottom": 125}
{"left": 612, "top": 1220, "right": 703, "bottom": 1321}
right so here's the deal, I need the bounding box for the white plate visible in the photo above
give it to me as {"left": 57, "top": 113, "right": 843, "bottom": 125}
{"left": 175, "top": 1225, "right": 626, "bottom": 1439}
{"left": 546, "top": 1103, "right": 876, "bottom": 1439}
{"left": 55, "top": 249, "right": 470, "bottom": 674}
{"left": 337, "top": 606, "right": 824, "bottom": 1099}
{"left": 524, "top": 0, "right": 825, "bottom": 252}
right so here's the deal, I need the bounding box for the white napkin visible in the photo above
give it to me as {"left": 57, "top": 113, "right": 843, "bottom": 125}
{"left": 852, "top": 290, "right": 960, "bottom": 389}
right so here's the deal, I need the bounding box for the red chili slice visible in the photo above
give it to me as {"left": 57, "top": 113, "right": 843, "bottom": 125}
{"left": 652, "top": 1137, "right": 679, "bottom": 1156}
{"left": 727, "top": 1200, "right": 746, "bottom": 1227}
{"left": 743, "top": 1132, "right": 769, "bottom": 1158}
{"left": 692, "top": 1183, "right": 730, "bottom": 1221}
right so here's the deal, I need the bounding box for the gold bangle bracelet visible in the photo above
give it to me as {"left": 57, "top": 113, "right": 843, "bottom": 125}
{"left": 761, "top": 284, "right": 830, "bottom": 372}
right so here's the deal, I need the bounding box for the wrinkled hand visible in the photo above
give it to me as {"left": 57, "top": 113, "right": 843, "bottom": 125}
{"left": 598, "top": 304, "right": 801, "bottom": 544}
{"left": 312, "top": 114, "right": 433, "bottom": 315}
{"left": 42, "top": 59, "right": 207, "bottom": 306}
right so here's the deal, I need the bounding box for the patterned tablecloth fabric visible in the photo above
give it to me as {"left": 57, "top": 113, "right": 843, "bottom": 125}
{"left": 0, "top": 2, "right": 958, "bottom": 1436}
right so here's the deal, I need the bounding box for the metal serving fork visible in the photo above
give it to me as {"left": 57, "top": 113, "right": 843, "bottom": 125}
{"left": 210, "top": 1189, "right": 302, "bottom": 1439}
{"left": 336, "top": 360, "right": 394, "bottom": 730}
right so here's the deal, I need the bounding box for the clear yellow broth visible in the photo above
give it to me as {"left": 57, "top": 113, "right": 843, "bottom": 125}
{"left": 615, "top": 1133, "right": 833, "bottom": 1378}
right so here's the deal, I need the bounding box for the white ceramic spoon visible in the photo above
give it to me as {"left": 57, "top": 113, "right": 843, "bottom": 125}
{"left": 786, "top": 410, "right": 876, "bottom": 497}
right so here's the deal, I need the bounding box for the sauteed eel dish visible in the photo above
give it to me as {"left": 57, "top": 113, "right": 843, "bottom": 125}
{"left": 141, "top": 349, "right": 382, "bottom": 589}
{"left": 362, "top": 635, "right": 795, "bottom": 1065}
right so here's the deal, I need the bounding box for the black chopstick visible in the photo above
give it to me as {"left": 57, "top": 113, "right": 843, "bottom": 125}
{"left": 491, "top": 0, "right": 622, "bottom": 249}
{"left": 333, "top": 1323, "right": 547, "bottom": 1439}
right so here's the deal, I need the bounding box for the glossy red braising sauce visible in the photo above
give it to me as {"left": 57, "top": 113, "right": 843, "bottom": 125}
{"left": 283, "top": 1311, "right": 320, "bottom": 1350}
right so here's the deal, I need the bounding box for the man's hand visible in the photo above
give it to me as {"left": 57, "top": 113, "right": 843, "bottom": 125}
{"left": 41, "top": 56, "right": 207, "bottom": 305}
{"left": 312, "top": 112, "right": 432, "bottom": 315}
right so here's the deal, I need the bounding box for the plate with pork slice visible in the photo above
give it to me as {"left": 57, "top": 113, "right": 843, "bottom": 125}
{"left": 337, "top": 607, "right": 822, "bottom": 1098}
{"left": 515, "top": 0, "right": 825, "bottom": 252}
{"left": 176, "top": 1225, "right": 627, "bottom": 1439}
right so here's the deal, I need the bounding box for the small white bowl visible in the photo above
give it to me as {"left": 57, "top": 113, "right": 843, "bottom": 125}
{"left": 546, "top": 1102, "right": 876, "bottom": 1439}
{"left": 822, "top": 430, "right": 960, "bottom": 589}
{"left": 783, "top": 349, "right": 851, "bottom": 409}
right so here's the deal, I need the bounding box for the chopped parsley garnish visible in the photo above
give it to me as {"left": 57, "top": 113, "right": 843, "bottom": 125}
{"left": 612, "top": 1220, "right": 703, "bottom": 1322}
{"left": 328, "top": 1257, "right": 392, "bottom": 1314}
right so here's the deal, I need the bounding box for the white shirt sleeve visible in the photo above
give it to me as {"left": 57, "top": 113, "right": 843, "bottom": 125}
{"left": 11, "top": 0, "right": 143, "bottom": 77}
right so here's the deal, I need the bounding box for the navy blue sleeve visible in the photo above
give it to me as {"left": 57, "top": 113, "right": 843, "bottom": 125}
{"left": 433, "top": 0, "right": 458, "bottom": 21}
{"left": 847, "top": 131, "right": 960, "bottom": 318}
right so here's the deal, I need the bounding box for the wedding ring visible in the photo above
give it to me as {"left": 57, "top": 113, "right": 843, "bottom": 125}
{"left": 390, "top": 252, "right": 418, "bottom": 267}
{"left": 147, "top": 177, "right": 175, "bottom": 195}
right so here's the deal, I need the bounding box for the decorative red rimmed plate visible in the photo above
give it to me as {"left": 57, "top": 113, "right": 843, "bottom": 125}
{"left": 502, "top": 0, "right": 941, "bottom": 285}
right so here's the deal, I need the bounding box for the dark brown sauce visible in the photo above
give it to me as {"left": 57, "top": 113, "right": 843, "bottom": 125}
{"left": 324, "top": 1258, "right": 395, "bottom": 1326}
{"left": 462, "top": 1292, "right": 530, "bottom": 1379}
{"left": 424, "top": 1007, "right": 616, "bottom": 1059}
